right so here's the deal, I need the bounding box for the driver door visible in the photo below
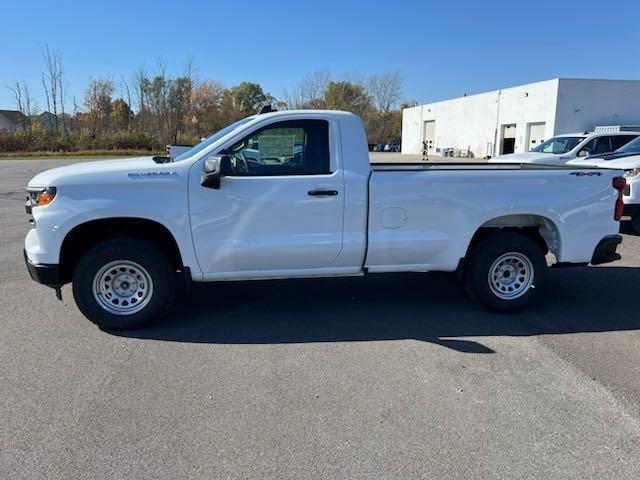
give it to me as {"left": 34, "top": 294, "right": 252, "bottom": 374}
{"left": 189, "top": 118, "right": 345, "bottom": 279}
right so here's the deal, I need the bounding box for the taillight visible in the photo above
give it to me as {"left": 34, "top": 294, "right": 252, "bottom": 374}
{"left": 165, "top": 146, "right": 170, "bottom": 155}
{"left": 613, "top": 177, "right": 626, "bottom": 221}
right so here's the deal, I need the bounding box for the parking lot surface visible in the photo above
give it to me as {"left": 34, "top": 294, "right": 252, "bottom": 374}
{"left": 2, "top": 158, "right": 640, "bottom": 479}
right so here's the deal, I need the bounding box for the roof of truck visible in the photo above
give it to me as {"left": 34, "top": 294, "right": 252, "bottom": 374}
{"left": 555, "top": 131, "right": 640, "bottom": 137}
{"left": 256, "top": 109, "right": 357, "bottom": 119}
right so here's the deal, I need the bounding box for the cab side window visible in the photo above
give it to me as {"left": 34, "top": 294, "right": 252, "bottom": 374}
{"left": 611, "top": 135, "right": 639, "bottom": 151}
{"left": 578, "top": 138, "right": 597, "bottom": 156}
{"left": 593, "top": 137, "right": 613, "bottom": 155}
{"left": 224, "top": 120, "right": 330, "bottom": 176}
{"left": 579, "top": 137, "right": 612, "bottom": 156}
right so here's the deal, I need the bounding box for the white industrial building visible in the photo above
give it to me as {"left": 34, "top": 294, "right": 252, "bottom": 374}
{"left": 401, "top": 78, "right": 640, "bottom": 158}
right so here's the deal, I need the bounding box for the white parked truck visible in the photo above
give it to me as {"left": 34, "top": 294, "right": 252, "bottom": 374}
{"left": 489, "top": 131, "right": 639, "bottom": 165}
{"left": 24, "top": 110, "right": 627, "bottom": 330}
{"left": 568, "top": 135, "right": 640, "bottom": 232}
{"left": 165, "top": 144, "right": 193, "bottom": 161}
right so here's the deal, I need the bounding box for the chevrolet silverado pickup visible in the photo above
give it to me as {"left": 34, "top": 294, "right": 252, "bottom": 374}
{"left": 489, "top": 131, "right": 639, "bottom": 165}
{"left": 24, "top": 110, "right": 626, "bottom": 330}
{"left": 568, "top": 136, "right": 640, "bottom": 232}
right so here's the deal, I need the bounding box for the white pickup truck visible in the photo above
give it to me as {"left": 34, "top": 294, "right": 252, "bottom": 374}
{"left": 24, "top": 110, "right": 626, "bottom": 330}
{"left": 165, "top": 144, "right": 193, "bottom": 161}
{"left": 568, "top": 135, "right": 640, "bottom": 232}
{"left": 489, "top": 131, "right": 639, "bottom": 165}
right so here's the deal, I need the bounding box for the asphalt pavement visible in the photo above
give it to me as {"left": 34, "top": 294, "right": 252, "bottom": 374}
{"left": 1, "top": 157, "right": 640, "bottom": 479}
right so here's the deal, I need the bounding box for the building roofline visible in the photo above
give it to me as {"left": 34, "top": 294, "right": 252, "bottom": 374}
{"left": 405, "top": 78, "right": 558, "bottom": 108}
{"left": 406, "top": 77, "right": 640, "bottom": 109}
{"left": 557, "top": 77, "right": 640, "bottom": 82}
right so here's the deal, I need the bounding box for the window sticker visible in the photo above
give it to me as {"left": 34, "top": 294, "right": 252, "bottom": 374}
{"left": 259, "top": 134, "right": 296, "bottom": 158}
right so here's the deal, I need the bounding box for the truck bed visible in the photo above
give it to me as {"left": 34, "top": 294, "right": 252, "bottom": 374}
{"left": 365, "top": 161, "right": 623, "bottom": 272}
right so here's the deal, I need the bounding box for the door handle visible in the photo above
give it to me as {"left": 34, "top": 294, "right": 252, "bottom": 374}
{"left": 308, "top": 189, "right": 338, "bottom": 196}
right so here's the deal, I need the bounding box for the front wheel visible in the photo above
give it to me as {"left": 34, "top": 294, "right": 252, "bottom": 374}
{"left": 72, "top": 238, "right": 175, "bottom": 330}
{"left": 463, "top": 232, "right": 546, "bottom": 312}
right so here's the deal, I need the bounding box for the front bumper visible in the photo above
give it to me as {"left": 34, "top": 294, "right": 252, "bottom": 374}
{"left": 591, "top": 235, "right": 623, "bottom": 266}
{"left": 24, "top": 249, "right": 61, "bottom": 287}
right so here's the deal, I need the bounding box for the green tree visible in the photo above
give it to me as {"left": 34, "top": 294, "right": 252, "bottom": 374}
{"left": 230, "top": 82, "right": 269, "bottom": 116}
{"left": 110, "top": 98, "right": 132, "bottom": 131}
{"left": 324, "top": 81, "right": 372, "bottom": 118}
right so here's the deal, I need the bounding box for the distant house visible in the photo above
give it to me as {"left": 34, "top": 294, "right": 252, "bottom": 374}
{"left": 0, "top": 110, "right": 66, "bottom": 133}
{"left": 33, "top": 111, "right": 64, "bottom": 131}
{"left": 0, "top": 110, "right": 29, "bottom": 133}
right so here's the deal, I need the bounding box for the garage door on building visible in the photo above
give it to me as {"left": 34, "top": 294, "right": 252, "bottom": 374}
{"left": 423, "top": 121, "right": 435, "bottom": 154}
{"left": 501, "top": 124, "right": 516, "bottom": 154}
{"left": 527, "top": 123, "right": 546, "bottom": 151}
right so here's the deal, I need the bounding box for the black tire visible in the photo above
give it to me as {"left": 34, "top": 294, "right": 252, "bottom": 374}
{"left": 463, "top": 232, "right": 546, "bottom": 312}
{"left": 72, "top": 238, "right": 175, "bottom": 330}
{"left": 631, "top": 209, "right": 640, "bottom": 234}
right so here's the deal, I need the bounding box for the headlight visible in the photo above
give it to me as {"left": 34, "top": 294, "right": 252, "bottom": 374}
{"left": 26, "top": 186, "right": 57, "bottom": 208}
{"left": 623, "top": 168, "right": 640, "bottom": 178}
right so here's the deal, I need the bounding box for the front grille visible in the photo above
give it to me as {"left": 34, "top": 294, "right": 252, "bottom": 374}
{"left": 25, "top": 187, "right": 42, "bottom": 216}
{"left": 624, "top": 184, "right": 631, "bottom": 197}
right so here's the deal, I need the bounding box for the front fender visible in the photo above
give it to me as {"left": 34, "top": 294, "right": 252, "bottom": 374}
{"left": 27, "top": 181, "right": 202, "bottom": 279}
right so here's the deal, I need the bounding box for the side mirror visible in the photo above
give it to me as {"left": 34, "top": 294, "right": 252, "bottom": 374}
{"left": 577, "top": 150, "right": 590, "bottom": 158}
{"left": 201, "top": 155, "right": 232, "bottom": 189}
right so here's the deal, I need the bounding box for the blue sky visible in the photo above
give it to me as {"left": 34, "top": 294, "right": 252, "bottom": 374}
{"left": 1, "top": 0, "right": 639, "bottom": 111}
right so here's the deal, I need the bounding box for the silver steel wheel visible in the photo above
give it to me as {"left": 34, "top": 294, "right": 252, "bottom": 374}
{"left": 488, "top": 252, "right": 534, "bottom": 300}
{"left": 92, "top": 260, "right": 154, "bottom": 315}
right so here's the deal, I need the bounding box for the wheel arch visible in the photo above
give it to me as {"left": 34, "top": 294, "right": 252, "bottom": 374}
{"left": 59, "top": 217, "right": 185, "bottom": 284}
{"left": 464, "top": 214, "right": 562, "bottom": 263}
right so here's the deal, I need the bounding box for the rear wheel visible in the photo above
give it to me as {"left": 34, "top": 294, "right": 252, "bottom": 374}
{"left": 463, "top": 232, "right": 546, "bottom": 312}
{"left": 72, "top": 238, "right": 175, "bottom": 330}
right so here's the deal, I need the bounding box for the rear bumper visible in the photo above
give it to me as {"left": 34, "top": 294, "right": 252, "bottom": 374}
{"left": 24, "top": 249, "right": 61, "bottom": 286}
{"left": 591, "top": 235, "right": 623, "bottom": 266}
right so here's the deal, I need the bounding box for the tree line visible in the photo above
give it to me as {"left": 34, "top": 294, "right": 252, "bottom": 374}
{"left": 2, "top": 49, "right": 410, "bottom": 153}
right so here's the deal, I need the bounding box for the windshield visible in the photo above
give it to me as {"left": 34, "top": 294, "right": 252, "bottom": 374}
{"left": 531, "top": 136, "right": 585, "bottom": 154}
{"left": 174, "top": 117, "right": 255, "bottom": 162}
{"left": 617, "top": 136, "right": 640, "bottom": 154}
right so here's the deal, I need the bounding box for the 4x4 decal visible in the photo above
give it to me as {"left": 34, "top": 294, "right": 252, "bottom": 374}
{"left": 570, "top": 171, "right": 602, "bottom": 176}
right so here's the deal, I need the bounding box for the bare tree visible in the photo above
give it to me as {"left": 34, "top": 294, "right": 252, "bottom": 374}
{"left": 120, "top": 75, "right": 133, "bottom": 132}
{"left": 57, "top": 62, "right": 70, "bottom": 138}
{"left": 41, "top": 45, "right": 65, "bottom": 132}
{"left": 190, "top": 80, "right": 225, "bottom": 135}
{"left": 152, "top": 58, "right": 170, "bottom": 136}
{"left": 183, "top": 56, "right": 198, "bottom": 84}
{"left": 41, "top": 74, "right": 51, "bottom": 123}
{"left": 132, "top": 66, "right": 147, "bottom": 113}
{"left": 6, "top": 81, "right": 34, "bottom": 129}
{"left": 284, "top": 70, "right": 330, "bottom": 109}
{"left": 368, "top": 72, "right": 402, "bottom": 113}
{"left": 72, "top": 96, "right": 79, "bottom": 122}
{"left": 132, "top": 66, "right": 149, "bottom": 132}
{"left": 84, "top": 77, "right": 114, "bottom": 137}
{"left": 367, "top": 72, "right": 403, "bottom": 143}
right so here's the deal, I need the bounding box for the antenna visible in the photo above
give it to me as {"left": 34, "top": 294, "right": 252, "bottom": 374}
{"left": 258, "top": 105, "right": 276, "bottom": 114}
